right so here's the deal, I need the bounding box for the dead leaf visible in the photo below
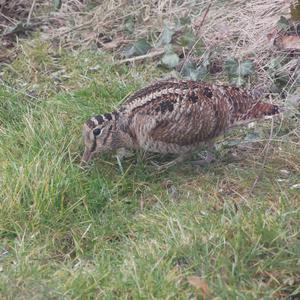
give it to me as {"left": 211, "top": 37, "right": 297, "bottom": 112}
{"left": 187, "top": 276, "right": 209, "bottom": 298}
{"left": 101, "top": 37, "right": 125, "bottom": 51}
{"left": 267, "top": 28, "right": 279, "bottom": 43}
{"left": 275, "top": 35, "right": 300, "bottom": 50}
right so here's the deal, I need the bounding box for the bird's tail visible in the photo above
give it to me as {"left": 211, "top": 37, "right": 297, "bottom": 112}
{"left": 244, "top": 102, "right": 280, "bottom": 120}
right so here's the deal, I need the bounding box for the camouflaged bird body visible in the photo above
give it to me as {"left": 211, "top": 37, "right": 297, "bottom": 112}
{"left": 82, "top": 79, "right": 279, "bottom": 163}
{"left": 113, "top": 80, "right": 277, "bottom": 154}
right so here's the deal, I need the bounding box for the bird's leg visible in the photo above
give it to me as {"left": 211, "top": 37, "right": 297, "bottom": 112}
{"left": 151, "top": 153, "right": 191, "bottom": 171}
{"left": 190, "top": 142, "right": 216, "bottom": 166}
{"left": 190, "top": 151, "right": 216, "bottom": 166}
{"left": 115, "top": 148, "right": 134, "bottom": 174}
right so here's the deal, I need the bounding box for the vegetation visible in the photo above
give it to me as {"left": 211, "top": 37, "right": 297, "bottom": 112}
{"left": 0, "top": 0, "right": 300, "bottom": 299}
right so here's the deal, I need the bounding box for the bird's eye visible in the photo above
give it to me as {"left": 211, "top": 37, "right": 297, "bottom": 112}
{"left": 93, "top": 128, "right": 102, "bottom": 136}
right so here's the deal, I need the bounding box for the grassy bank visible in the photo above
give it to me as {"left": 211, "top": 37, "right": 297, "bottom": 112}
{"left": 0, "top": 40, "right": 299, "bottom": 299}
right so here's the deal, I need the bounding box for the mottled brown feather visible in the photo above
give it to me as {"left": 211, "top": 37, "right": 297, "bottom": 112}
{"left": 82, "top": 79, "right": 280, "bottom": 162}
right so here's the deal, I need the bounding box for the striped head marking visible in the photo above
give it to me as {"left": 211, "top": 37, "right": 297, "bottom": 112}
{"left": 81, "top": 112, "right": 118, "bottom": 164}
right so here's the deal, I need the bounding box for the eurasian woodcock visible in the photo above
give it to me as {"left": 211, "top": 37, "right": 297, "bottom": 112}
{"left": 81, "top": 79, "right": 279, "bottom": 167}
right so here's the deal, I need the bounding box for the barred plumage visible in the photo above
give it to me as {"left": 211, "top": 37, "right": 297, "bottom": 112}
{"left": 81, "top": 79, "right": 279, "bottom": 165}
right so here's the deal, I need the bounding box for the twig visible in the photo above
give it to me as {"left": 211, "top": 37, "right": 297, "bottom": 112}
{"left": 117, "top": 48, "right": 165, "bottom": 64}
{"left": 0, "top": 12, "right": 17, "bottom": 25}
{"left": 249, "top": 117, "right": 275, "bottom": 194}
{"left": 27, "top": 0, "right": 37, "bottom": 25}
{"left": 48, "top": 20, "right": 94, "bottom": 40}
{"left": 179, "top": 1, "right": 213, "bottom": 72}
{"left": 2, "top": 21, "right": 44, "bottom": 38}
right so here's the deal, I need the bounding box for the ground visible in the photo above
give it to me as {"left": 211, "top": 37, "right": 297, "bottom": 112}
{"left": 0, "top": 1, "right": 300, "bottom": 299}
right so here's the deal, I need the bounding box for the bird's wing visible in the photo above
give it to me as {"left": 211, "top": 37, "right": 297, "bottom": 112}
{"left": 122, "top": 79, "right": 272, "bottom": 146}
{"left": 147, "top": 99, "right": 220, "bottom": 146}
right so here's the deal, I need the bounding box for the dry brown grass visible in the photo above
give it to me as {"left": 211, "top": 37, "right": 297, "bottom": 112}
{"left": 1, "top": 0, "right": 299, "bottom": 107}
{"left": 0, "top": 2, "right": 299, "bottom": 299}
{"left": 2, "top": 1, "right": 298, "bottom": 92}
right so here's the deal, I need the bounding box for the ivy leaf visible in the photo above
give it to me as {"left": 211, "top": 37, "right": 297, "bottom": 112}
{"left": 267, "top": 57, "right": 283, "bottom": 76}
{"left": 161, "top": 45, "right": 179, "bottom": 69}
{"left": 53, "top": 0, "right": 62, "bottom": 10}
{"left": 179, "top": 16, "right": 191, "bottom": 25}
{"left": 225, "top": 58, "right": 254, "bottom": 87}
{"left": 175, "top": 16, "right": 191, "bottom": 28}
{"left": 123, "top": 39, "right": 152, "bottom": 58}
{"left": 238, "top": 60, "right": 254, "bottom": 77}
{"left": 134, "top": 39, "right": 151, "bottom": 55}
{"left": 196, "top": 65, "right": 209, "bottom": 79}
{"left": 277, "top": 16, "right": 290, "bottom": 32}
{"left": 3, "top": 22, "right": 30, "bottom": 37}
{"left": 267, "top": 57, "right": 290, "bottom": 92}
{"left": 230, "top": 76, "right": 245, "bottom": 87}
{"left": 181, "top": 62, "right": 201, "bottom": 80}
{"left": 224, "top": 58, "right": 238, "bottom": 76}
{"left": 181, "top": 60, "right": 209, "bottom": 81}
{"left": 244, "top": 131, "right": 261, "bottom": 143}
{"left": 178, "top": 29, "right": 204, "bottom": 55}
{"left": 124, "top": 15, "right": 135, "bottom": 34}
{"left": 157, "top": 25, "right": 174, "bottom": 46}
{"left": 161, "top": 52, "right": 179, "bottom": 69}
{"left": 179, "top": 30, "right": 196, "bottom": 48}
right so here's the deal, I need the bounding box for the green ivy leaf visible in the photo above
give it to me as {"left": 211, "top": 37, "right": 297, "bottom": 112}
{"left": 225, "top": 58, "right": 254, "bottom": 86}
{"left": 124, "top": 15, "right": 135, "bottom": 34}
{"left": 224, "top": 58, "right": 238, "bottom": 76}
{"left": 277, "top": 16, "right": 290, "bottom": 31}
{"left": 179, "top": 16, "right": 191, "bottom": 25}
{"left": 123, "top": 39, "right": 152, "bottom": 58}
{"left": 181, "top": 60, "right": 209, "bottom": 81}
{"left": 175, "top": 16, "right": 191, "bottom": 28}
{"left": 181, "top": 62, "right": 199, "bottom": 80}
{"left": 196, "top": 65, "right": 209, "bottom": 80}
{"left": 157, "top": 25, "right": 174, "bottom": 46}
{"left": 161, "top": 52, "right": 179, "bottom": 69}
{"left": 53, "top": 0, "right": 62, "bottom": 10}
{"left": 134, "top": 39, "right": 151, "bottom": 55}
{"left": 267, "top": 57, "right": 291, "bottom": 92}
{"left": 238, "top": 60, "right": 254, "bottom": 77}
{"left": 178, "top": 29, "right": 204, "bottom": 55}
{"left": 230, "top": 76, "right": 245, "bottom": 87}
{"left": 179, "top": 30, "right": 196, "bottom": 48}
{"left": 3, "top": 22, "right": 28, "bottom": 36}
{"left": 161, "top": 46, "right": 179, "bottom": 69}
{"left": 244, "top": 131, "right": 261, "bottom": 143}
{"left": 267, "top": 57, "right": 283, "bottom": 75}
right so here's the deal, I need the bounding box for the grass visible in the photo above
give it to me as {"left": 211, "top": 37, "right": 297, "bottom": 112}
{"left": 0, "top": 39, "right": 299, "bottom": 299}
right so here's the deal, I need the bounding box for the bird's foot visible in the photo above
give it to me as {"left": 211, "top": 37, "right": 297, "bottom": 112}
{"left": 190, "top": 151, "right": 216, "bottom": 166}
{"left": 151, "top": 154, "right": 189, "bottom": 171}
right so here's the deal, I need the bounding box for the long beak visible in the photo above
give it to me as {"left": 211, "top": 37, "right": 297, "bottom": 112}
{"left": 80, "top": 147, "right": 94, "bottom": 166}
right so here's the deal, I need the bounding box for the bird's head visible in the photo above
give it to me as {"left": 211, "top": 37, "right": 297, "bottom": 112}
{"left": 81, "top": 112, "right": 118, "bottom": 165}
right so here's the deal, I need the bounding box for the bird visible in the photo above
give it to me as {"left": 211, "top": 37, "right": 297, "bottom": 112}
{"left": 81, "top": 79, "right": 280, "bottom": 169}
